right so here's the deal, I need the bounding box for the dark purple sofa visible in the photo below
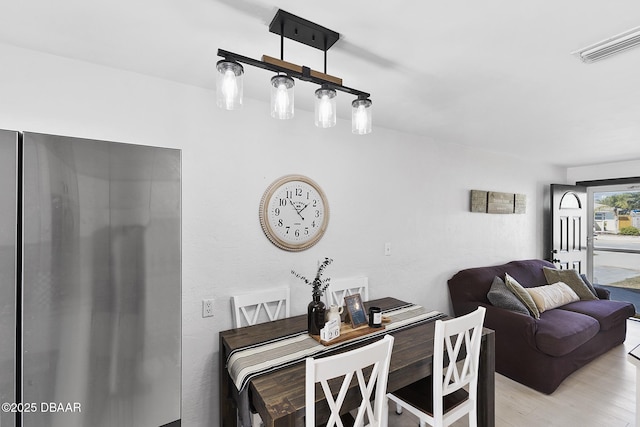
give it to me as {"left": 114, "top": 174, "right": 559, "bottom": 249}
{"left": 448, "top": 259, "right": 635, "bottom": 394}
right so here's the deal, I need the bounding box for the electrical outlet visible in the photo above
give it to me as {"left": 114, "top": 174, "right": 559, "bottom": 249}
{"left": 202, "top": 299, "right": 214, "bottom": 318}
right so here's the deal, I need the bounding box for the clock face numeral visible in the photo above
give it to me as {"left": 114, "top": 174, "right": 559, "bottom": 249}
{"left": 259, "top": 175, "right": 329, "bottom": 251}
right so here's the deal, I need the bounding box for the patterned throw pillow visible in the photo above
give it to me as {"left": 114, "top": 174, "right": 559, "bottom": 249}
{"left": 526, "top": 282, "right": 579, "bottom": 313}
{"left": 487, "top": 276, "right": 530, "bottom": 316}
{"left": 542, "top": 267, "right": 598, "bottom": 300}
{"left": 504, "top": 273, "right": 540, "bottom": 319}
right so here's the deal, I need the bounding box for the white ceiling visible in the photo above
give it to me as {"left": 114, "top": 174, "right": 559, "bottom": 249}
{"left": 2, "top": 0, "right": 640, "bottom": 167}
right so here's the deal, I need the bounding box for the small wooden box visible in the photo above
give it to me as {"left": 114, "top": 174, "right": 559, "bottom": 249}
{"left": 311, "top": 322, "right": 384, "bottom": 346}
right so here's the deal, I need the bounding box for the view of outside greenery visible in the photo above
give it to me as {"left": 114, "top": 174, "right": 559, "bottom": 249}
{"left": 593, "top": 190, "right": 640, "bottom": 315}
{"left": 597, "top": 192, "right": 640, "bottom": 235}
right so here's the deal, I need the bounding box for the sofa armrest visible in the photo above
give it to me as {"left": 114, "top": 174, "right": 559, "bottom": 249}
{"left": 478, "top": 302, "right": 538, "bottom": 350}
{"left": 593, "top": 285, "right": 610, "bottom": 300}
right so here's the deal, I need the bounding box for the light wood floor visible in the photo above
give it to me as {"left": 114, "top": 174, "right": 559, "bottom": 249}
{"left": 388, "top": 319, "right": 640, "bottom": 427}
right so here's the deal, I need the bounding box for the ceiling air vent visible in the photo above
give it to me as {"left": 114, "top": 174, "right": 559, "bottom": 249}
{"left": 572, "top": 26, "right": 640, "bottom": 63}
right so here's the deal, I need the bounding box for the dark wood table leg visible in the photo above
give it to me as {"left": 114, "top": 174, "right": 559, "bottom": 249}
{"left": 478, "top": 330, "right": 495, "bottom": 427}
{"left": 272, "top": 415, "right": 297, "bottom": 427}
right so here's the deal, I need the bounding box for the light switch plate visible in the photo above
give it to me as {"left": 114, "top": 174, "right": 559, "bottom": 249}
{"left": 384, "top": 242, "right": 392, "bottom": 256}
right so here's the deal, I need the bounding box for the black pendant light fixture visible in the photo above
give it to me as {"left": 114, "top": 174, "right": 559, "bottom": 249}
{"left": 270, "top": 75, "right": 295, "bottom": 119}
{"left": 352, "top": 96, "right": 372, "bottom": 135}
{"left": 216, "top": 9, "right": 372, "bottom": 134}
{"left": 215, "top": 60, "right": 244, "bottom": 110}
{"left": 315, "top": 85, "right": 336, "bottom": 128}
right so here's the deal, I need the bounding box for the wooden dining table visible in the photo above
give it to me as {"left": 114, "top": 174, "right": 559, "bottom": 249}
{"left": 219, "top": 297, "right": 495, "bottom": 427}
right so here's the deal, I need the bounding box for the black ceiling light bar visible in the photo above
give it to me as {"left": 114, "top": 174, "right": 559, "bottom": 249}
{"left": 216, "top": 48, "right": 369, "bottom": 98}
{"left": 216, "top": 9, "right": 372, "bottom": 134}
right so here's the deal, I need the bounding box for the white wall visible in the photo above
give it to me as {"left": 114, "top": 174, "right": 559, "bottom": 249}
{"left": 567, "top": 160, "right": 640, "bottom": 183}
{"left": 0, "top": 43, "right": 566, "bottom": 426}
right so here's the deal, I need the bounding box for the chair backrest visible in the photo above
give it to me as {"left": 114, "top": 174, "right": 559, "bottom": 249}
{"left": 305, "top": 334, "right": 394, "bottom": 427}
{"left": 231, "top": 287, "right": 290, "bottom": 328}
{"left": 325, "top": 277, "right": 369, "bottom": 307}
{"left": 433, "top": 306, "right": 486, "bottom": 418}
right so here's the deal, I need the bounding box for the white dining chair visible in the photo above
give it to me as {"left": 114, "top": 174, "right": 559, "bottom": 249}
{"left": 231, "top": 287, "right": 290, "bottom": 328}
{"left": 306, "top": 334, "right": 394, "bottom": 427}
{"left": 231, "top": 287, "right": 290, "bottom": 426}
{"left": 387, "top": 307, "right": 486, "bottom": 427}
{"left": 325, "top": 277, "right": 369, "bottom": 307}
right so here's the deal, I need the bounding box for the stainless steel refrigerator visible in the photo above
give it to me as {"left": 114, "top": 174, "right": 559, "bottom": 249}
{"left": 0, "top": 130, "right": 181, "bottom": 427}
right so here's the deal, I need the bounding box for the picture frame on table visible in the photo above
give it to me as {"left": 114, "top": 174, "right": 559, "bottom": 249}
{"left": 344, "top": 293, "right": 367, "bottom": 328}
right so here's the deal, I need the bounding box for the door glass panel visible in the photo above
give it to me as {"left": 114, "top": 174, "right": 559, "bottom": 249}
{"left": 591, "top": 188, "right": 640, "bottom": 315}
{"left": 560, "top": 192, "right": 582, "bottom": 209}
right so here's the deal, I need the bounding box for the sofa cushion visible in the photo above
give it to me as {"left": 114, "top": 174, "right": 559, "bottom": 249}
{"left": 542, "top": 267, "right": 597, "bottom": 300}
{"left": 487, "top": 276, "right": 530, "bottom": 315}
{"left": 504, "top": 273, "right": 540, "bottom": 319}
{"left": 526, "top": 282, "right": 579, "bottom": 313}
{"left": 534, "top": 309, "right": 600, "bottom": 357}
{"left": 559, "top": 300, "right": 636, "bottom": 331}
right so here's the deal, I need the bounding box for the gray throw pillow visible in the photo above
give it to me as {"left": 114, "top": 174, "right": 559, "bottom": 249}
{"left": 542, "top": 267, "right": 598, "bottom": 300}
{"left": 487, "top": 276, "right": 530, "bottom": 316}
{"left": 580, "top": 274, "right": 600, "bottom": 299}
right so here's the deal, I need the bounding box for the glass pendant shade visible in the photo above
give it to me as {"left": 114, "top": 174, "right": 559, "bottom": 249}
{"left": 270, "top": 75, "right": 295, "bottom": 119}
{"left": 314, "top": 87, "right": 337, "bottom": 128}
{"left": 351, "top": 98, "right": 372, "bottom": 135}
{"left": 216, "top": 60, "right": 244, "bottom": 110}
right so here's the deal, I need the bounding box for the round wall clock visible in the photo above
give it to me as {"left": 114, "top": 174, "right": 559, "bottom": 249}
{"left": 259, "top": 174, "right": 330, "bottom": 251}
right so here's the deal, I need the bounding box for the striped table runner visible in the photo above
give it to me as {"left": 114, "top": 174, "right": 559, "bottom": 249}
{"left": 227, "top": 304, "right": 445, "bottom": 392}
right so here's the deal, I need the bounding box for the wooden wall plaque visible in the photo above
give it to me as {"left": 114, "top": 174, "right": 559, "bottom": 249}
{"left": 471, "top": 190, "right": 488, "bottom": 213}
{"left": 470, "top": 190, "right": 526, "bottom": 214}
{"left": 514, "top": 193, "right": 527, "bottom": 214}
{"left": 488, "top": 191, "right": 514, "bottom": 214}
